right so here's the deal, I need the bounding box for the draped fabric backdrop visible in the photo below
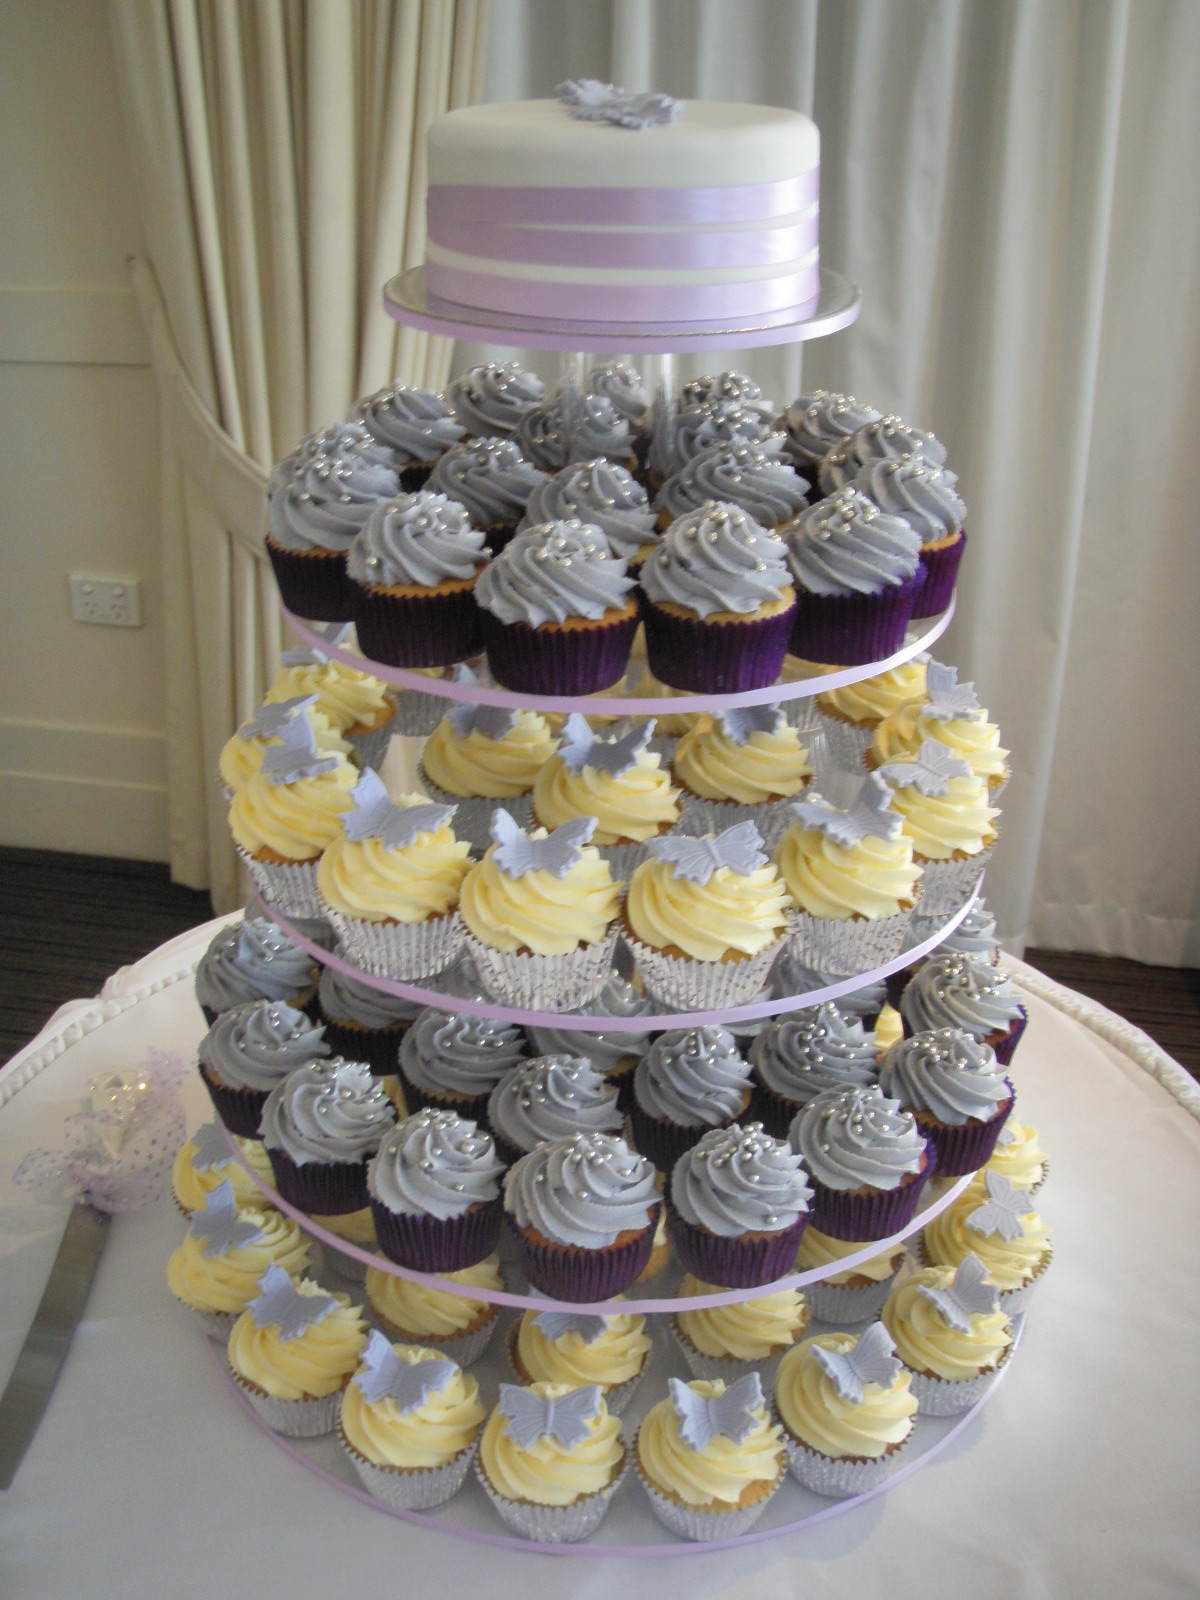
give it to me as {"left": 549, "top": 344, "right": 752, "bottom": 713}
{"left": 478, "top": 0, "right": 1200, "bottom": 963}
{"left": 108, "top": 0, "right": 491, "bottom": 912}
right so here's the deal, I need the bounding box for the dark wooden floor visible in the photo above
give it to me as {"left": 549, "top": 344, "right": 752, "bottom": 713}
{"left": 1, "top": 847, "right": 1196, "bottom": 1081}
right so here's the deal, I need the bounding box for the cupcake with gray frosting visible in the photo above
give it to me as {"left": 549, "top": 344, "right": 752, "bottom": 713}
{"left": 504, "top": 1131, "right": 660, "bottom": 1302}
{"left": 816, "top": 415, "right": 950, "bottom": 498}
{"left": 588, "top": 361, "right": 649, "bottom": 427}
{"left": 653, "top": 438, "right": 810, "bottom": 533}
{"left": 769, "top": 950, "right": 887, "bottom": 1026}
{"left": 679, "top": 371, "right": 775, "bottom": 419}
{"left": 397, "top": 1008, "right": 527, "bottom": 1128}
{"left": 516, "top": 392, "right": 636, "bottom": 474}
{"left": 446, "top": 361, "right": 544, "bottom": 439}
{"left": 900, "top": 952, "right": 1027, "bottom": 1065}
{"left": 474, "top": 519, "right": 639, "bottom": 695}
{"left": 316, "top": 961, "right": 422, "bottom": 1080}
{"left": 488, "top": 1056, "right": 623, "bottom": 1167}
{"left": 194, "top": 917, "right": 319, "bottom": 1026}
{"left": 888, "top": 898, "right": 1000, "bottom": 1009}
{"left": 789, "top": 1084, "right": 935, "bottom": 1242}
{"left": 518, "top": 461, "right": 658, "bottom": 574}
{"left": 347, "top": 490, "right": 489, "bottom": 668}
{"left": 647, "top": 397, "right": 775, "bottom": 494}
{"left": 369, "top": 1107, "right": 507, "bottom": 1271}
{"left": 776, "top": 391, "right": 883, "bottom": 486}
{"left": 879, "top": 1028, "right": 1012, "bottom": 1177}
{"left": 750, "top": 1006, "right": 879, "bottom": 1140}
{"left": 525, "top": 971, "right": 654, "bottom": 1112}
{"left": 784, "top": 487, "right": 925, "bottom": 666}
{"left": 353, "top": 384, "right": 465, "bottom": 488}
{"left": 857, "top": 452, "right": 967, "bottom": 617}
{"left": 667, "top": 1121, "right": 813, "bottom": 1288}
{"left": 260, "top": 1057, "right": 397, "bottom": 1213}
{"left": 426, "top": 437, "right": 547, "bottom": 555}
{"left": 198, "top": 998, "right": 331, "bottom": 1139}
{"left": 640, "top": 501, "right": 797, "bottom": 693}
{"left": 266, "top": 429, "right": 400, "bottom": 621}
{"left": 629, "top": 1027, "right": 753, "bottom": 1175}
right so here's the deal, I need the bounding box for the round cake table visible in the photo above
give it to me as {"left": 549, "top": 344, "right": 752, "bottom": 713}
{"left": 1, "top": 918, "right": 1197, "bottom": 1599}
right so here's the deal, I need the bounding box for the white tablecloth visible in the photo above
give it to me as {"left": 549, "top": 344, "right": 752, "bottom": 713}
{"left": 1, "top": 919, "right": 1198, "bottom": 1599}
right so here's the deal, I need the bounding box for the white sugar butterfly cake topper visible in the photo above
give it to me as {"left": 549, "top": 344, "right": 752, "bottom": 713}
{"left": 916, "top": 1253, "right": 999, "bottom": 1332}
{"left": 187, "top": 1181, "right": 264, "bottom": 1258}
{"left": 648, "top": 820, "right": 767, "bottom": 884}
{"left": 966, "top": 1170, "right": 1030, "bottom": 1242}
{"left": 189, "top": 1119, "right": 241, "bottom": 1172}
{"left": 497, "top": 1383, "right": 605, "bottom": 1450}
{"left": 446, "top": 663, "right": 519, "bottom": 741}
{"left": 717, "top": 704, "right": 785, "bottom": 745}
{"left": 248, "top": 1263, "right": 339, "bottom": 1341}
{"left": 353, "top": 1330, "right": 457, "bottom": 1411}
{"left": 878, "top": 738, "right": 973, "bottom": 796}
{"left": 558, "top": 79, "right": 683, "bottom": 130}
{"left": 238, "top": 693, "right": 319, "bottom": 742}
{"left": 490, "top": 811, "right": 597, "bottom": 879}
{"left": 811, "top": 1323, "right": 902, "bottom": 1405}
{"left": 341, "top": 768, "right": 456, "bottom": 850}
{"left": 532, "top": 1305, "right": 610, "bottom": 1345}
{"left": 557, "top": 713, "right": 655, "bottom": 777}
{"left": 922, "top": 661, "right": 983, "bottom": 722}
{"left": 669, "top": 1372, "right": 764, "bottom": 1449}
{"left": 789, "top": 770, "right": 901, "bottom": 847}
{"left": 260, "top": 715, "right": 339, "bottom": 785}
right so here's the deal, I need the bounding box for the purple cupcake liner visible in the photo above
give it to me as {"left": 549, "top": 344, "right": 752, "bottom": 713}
{"left": 511, "top": 1209, "right": 660, "bottom": 1303}
{"left": 265, "top": 537, "right": 355, "bottom": 622}
{"left": 370, "top": 1194, "right": 504, "bottom": 1273}
{"left": 398, "top": 461, "right": 437, "bottom": 493}
{"left": 628, "top": 1101, "right": 746, "bottom": 1177}
{"left": 317, "top": 1017, "right": 407, "bottom": 1078}
{"left": 664, "top": 1194, "right": 810, "bottom": 1289}
{"left": 351, "top": 581, "right": 483, "bottom": 669}
{"left": 788, "top": 567, "right": 926, "bottom": 668}
{"left": 807, "top": 1140, "right": 938, "bottom": 1243}
{"left": 265, "top": 1146, "right": 372, "bottom": 1215}
{"left": 642, "top": 599, "right": 797, "bottom": 693}
{"left": 748, "top": 1078, "right": 808, "bottom": 1144}
{"left": 912, "top": 530, "right": 967, "bottom": 618}
{"left": 482, "top": 520, "right": 520, "bottom": 557}
{"left": 480, "top": 607, "right": 639, "bottom": 695}
{"left": 885, "top": 961, "right": 923, "bottom": 1011}
{"left": 198, "top": 1065, "right": 268, "bottom": 1141}
{"left": 913, "top": 1084, "right": 1014, "bottom": 1179}
{"left": 607, "top": 1061, "right": 640, "bottom": 1117}
{"left": 989, "top": 1008, "right": 1028, "bottom": 1066}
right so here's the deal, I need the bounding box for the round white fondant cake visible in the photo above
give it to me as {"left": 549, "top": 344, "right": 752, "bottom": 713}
{"left": 425, "top": 88, "right": 820, "bottom": 328}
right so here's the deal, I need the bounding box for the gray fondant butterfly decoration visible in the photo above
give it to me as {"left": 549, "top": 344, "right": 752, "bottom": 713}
{"left": 966, "top": 1170, "right": 1030, "bottom": 1242}
{"left": 446, "top": 663, "right": 518, "bottom": 741}
{"left": 353, "top": 1330, "right": 456, "bottom": 1410}
{"left": 717, "top": 704, "right": 784, "bottom": 745}
{"left": 916, "top": 1252, "right": 999, "bottom": 1332}
{"left": 557, "top": 713, "right": 654, "bottom": 777}
{"left": 490, "top": 811, "right": 597, "bottom": 879}
{"left": 187, "top": 1182, "right": 264, "bottom": 1258}
{"left": 648, "top": 821, "right": 766, "bottom": 884}
{"left": 280, "top": 645, "right": 328, "bottom": 668}
{"left": 811, "top": 1322, "right": 901, "bottom": 1405}
{"left": 189, "top": 1120, "right": 238, "bottom": 1172}
{"left": 557, "top": 79, "right": 683, "bottom": 130}
{"left": 533, "top": 1306, "right": 609, "bottom": 1345}
{"left": 260, "top": 715, "right": 340, "bottom": 785}
{"left": 248, "top": 1263, "right": 338, "bottom": 1341}
{"left": 669, "top": 1372, "right": 764, "bottom": 1450}
{"left": 237, "top": 694, "right": 319, "bottom": 742}
{"left": 922, "top": 661, "right": 982, "bottom": 721}
{"left": 878, "top": 738, "right": 972, "bottom": 797}
{"left": 342, "top": 768, "right": 456, "bottom": 850}
{"left": 788, "top": 770, "right": 900, "bottom": 847}
{"left": 497, "top": 1382, "right": 604, "bottom": 1450}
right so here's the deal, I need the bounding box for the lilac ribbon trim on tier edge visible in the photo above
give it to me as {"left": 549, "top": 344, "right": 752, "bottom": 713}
{"left": 427, "top": 169, "right": 820, "bottom": 228}
{"left": 428, "top": 215, "right": 819, "bottom": 271}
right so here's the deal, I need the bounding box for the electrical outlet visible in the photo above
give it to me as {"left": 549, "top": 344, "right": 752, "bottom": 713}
{"left": 68, "top": 574, "right": 143, "bottom": 628}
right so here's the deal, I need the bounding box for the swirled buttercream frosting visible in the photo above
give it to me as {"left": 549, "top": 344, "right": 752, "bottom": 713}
{"left": 422, "top": 707, "right": 555, "bottom": 798}
{"left": 199, "top": 1000, "right": 330, "bottom": 1094}
{"left": 670, "top": 1123, "right": 812, "bottom": 1237}
{"left": 489, "top": 1056, "right": 622, "bottom": 1153}
{"left": 446, "top": 361, "right": 544, "bottom": 437}
{"left": 266, "top": 656, "right": 394, "bottom": 735}
{"left": 634, "top": 1027, "right": 752, "bottom": 1128}
{"left": 516, "top": 1304, "right": 650, "bottom": 1388}
{"left": 751, "top": 1007, "right": 879, "bottom": 1106}
{"left": 794, "top": 1226, "right": 905, "bottom": 1285}
{"left": 816, "top": 657, "right": 929, "bottom": 726}
{"left": 655, "top": 439, "right": 809, "bottom": 529}
{"left": 354, "top": 384, "right": 465, "bottom": 463}
{"left": 985, "top": 1120, "right": 1045, "bottom": 1191}
{"left": 516, "top": 393, "right": 634, "bottom": 471}
{"left": 318, "top": 963, "right": 422, "bottom": 1031}
{"left": 784, "top": 488, "right": 922, "bottom": 597}
{"left": 884, "top": 768, "right": 999, "bottom": 861}
{"left": 195, "top": 918, "right": 317, "bottom": 1014}
{"left": 790, "top": 1085, "right": 927, "bottom": 1193}
{"left": 260, "top": 1059, "right": 397, "bottom": 1166}
{"left": 426, "top": 438, "right": 546, "bottom": 528}
{"left": 219, "top": 705, "right": 352, "bottom": 793}
{"left": 775, "top": 1331, "right": 917, "bottom": 1459}
{"left": 518, "top": 461, "right": 656, "bottom": 561}
{"left": 923, "top": 1175, "right": 1049, "bottom": 1290}
{"left": 680, "top": 372, "right": 773, "bottom": 416}
{"left": 675, "top": 1275, "right": 807, "bottom": 1360}
{"left": 340, "top": 1341, "right": 484, "bottom": 1468}
{"left": 347, "top": 491, "right": 487, "bottom": 589}
{"left": 366, "top": 1254, "right": 503, "bottom": 1338}
{"left": 774, "top": 819, "right": 920, "bottom": 920}
{"left": 588, "top": 361, "right": 649, "bottom": 424}
{"left": 229, "top": 758, "right": 358, "bottom": 861}
{"left": 777, "top": 391, "right": 884, "bottom": 472}
{"left": 673, "top": 711, "right": 810, "bottom": 804}
{"left": 228, "top": 1279, "right": 367, "bottom": 1398}
{"left": 880, "top": 1029, "right": 1009, "bottom": 1126}
{"left": 474, "top": 519, "right": 635, "bottom": 627}
{"left": 317, "top": 799, "right": 471, "bottom": 924}
{"left": 504, "top": 1132, "right": 658, "bottom": 1248}
{"left": 526, "top": 975, "right": 653, "bottom": 1070}
{"left": 871, "top": 701, "right": 1009, "bottom": 787}
{"left": 882, "top": 1264, "right": 1011, "bottom": 1381}
{"left": 641, "top": 502, "right": 793, "bottom": 619}
{"left": 627, "top": 845, "right": 791, "bottom": 961}
{"left": 533, "top": 742, "right": 679, "bottom": 845}
{"left": 637, "top": 1378, "right": 783, "bottom": 1506}
{"left": 937, "top": 900, "right": 999, "bottom": 960}
{"left": 268, "top": 438, "right": 400, "bottom": 554}
{"left": 648, "top": 398, "right": 775, "bottom": 483}
{"left": 818, "top": 416, "right": 950, "bottom": 496}
{"left": 900, "top": 954, "right": 1024, "bottom": 1041}
{"left": 167, "top": 1206, "right": 310, "bottom": 1315}
{"left": 459, "top": 829, "right": 621, "bottom": 955}
{"left": 369, "top": 1109, "right": 505, "bottom": 1220}
{"left": 480, "top": 1381, "right": 624, "bottom": 1505}
{"left": 856, "top": 453, "right": 966, "bottom": 546}
{"left": 399, "top": 1009, "right": 527, "bottom": 1098}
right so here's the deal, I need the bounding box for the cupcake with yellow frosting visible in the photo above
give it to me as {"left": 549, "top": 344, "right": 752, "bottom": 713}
{"left": 815, "top": 656, "right": 930, "bottom": 770}
{"left": 881, "top": 1254, "right": 1013, "bottom": 1415}
{"left": 337, "top": 1332, "right": 485, "bottom": 1509}
{"left": 984, "top": 1119, "right": 1047, "bottom": 1196}
{"left": 671, "top": 1275, "right": 809, "bottom": 1380}
{"left": 508, "top": 1301, "right": 652, "bottom": 1416}
{"left": 869, "top": 661, "right": 1010, "bottom": 797}
{"left": 794, "top": 1227, "right": 907, "bottom": 1324}
{"left": 459, "top": 813, "right": 622, "bottom": 1013}
{"left": 418, "top": 671, "right": 556, "bottom": 850}
{"left": 477, "top": 1382, "right": 628, "bottom": 1543}
{"left": 636, "top": 1373, "right": 786, "bottom": 1541}
{"left": 532, "top": 713, "right": 680, "bottom": 880}
{"left": 167, "top": 1182, "right": 310, "bottom": 1338}
{"left": 624, "top": 822, "right": 793, "bottom": 1010}
{"left": 672, "top": 703, "right": 812, "bottom": 851}
{"left": 873, "top": 1002, "right": 904, "bottom": 1057}
{"left": 172, "top": 1120, "right": 276, "bottom": 1216}
{"left": 218, "top": 694, "right": 353, "bottom": 801}
{"left": 774, "top": 1324, "right": 918, "bottom": 1497}
{"left": 774, "top": 771, "right": 921, "bottom": 975}
{"left": 876, "top": 741, "right": 999, "bottom": 917}
{"left": 266, "top": 644, "right": 397, "bottom": 770}
{"left": 919, "top": 1169, "right": 1052, "bottom": 1316}
{"left": 366, "top": 1253, "right": 505, "bottom": 1366}
{"left": 311, "top": 1205, "right": 377, "bottom": 1283}
{"left": 227, "top": 1264, "right": 369, "bottom": 1436}
{"left": 317, "top": 775, "right": 470, "bottom": 979}
{"left": 228, "top": 717, "right": 358, "bottom": 919}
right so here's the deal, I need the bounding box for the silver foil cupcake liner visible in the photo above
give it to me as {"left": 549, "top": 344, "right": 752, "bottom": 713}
{"left": 229, "top": 1367, "right": 344, "bottom": 1436}
{"left": 465, "top": 925, "right": 620, "bottom": 1013}
{"left": 505, "top": 1321, "right": 647, "bottom": 1419}
{"left": 815, "top": 712, "right": 874, "bottom": 772}
{"left": 186, "top": 1304, "right": 235, "bottom": 1341}
{"left": 676, "top": 796, "right": 795, "bottom": 855}
{"left": 803, "top": 1268, "right": 901, "bottom": 1326}
{"left": 786, "top": 904, "right": 915, "bottom": 977}
{"left": 417, "top": 764, "right": 532, "bottom": 854}
{"left": 989, "top": 765, "right": 1011, "bottom": 803}
{"left": 913, "top": 847, "right": 994, "bottom": 917}
{"left": 635, "top": 1455, "right": 784, "bottom": 1542}
{"left": 475, "top": 1448, "right": 629, "bottom": 1543}
{"left": 321, "top": 905, "right": 464, "bottom": 981}
{"left": 781, "top": 1431, "right": 910, "bottom": 1498}
{"left": 236, "top": 845, "right": 325, "bottom": 921}
{"left": 372, "top": 1303, "right": 501, "bottom": 1368}
{"left": 629, "top": 923, "right": 791, "bottom": 1013}
{"left": 392, "top": 687, "right": 456, "bottom": 737}
{"left": 668, "top": 1318, "right": 795, "bottom": 1383}
{"left": 782, "top": 695, "right": 826, "bottom": 738}
{"left": 346, "top": 713, "right": 398, "bottom": 773}
{"left": 905, "top": 1339, "right": 1013, "bottom": 1416}
{"left": 598, "top": 838, "right": 654, "bottom": 883}
{"left": 337, "top": 1419, "right": 479, "bottom": 1510}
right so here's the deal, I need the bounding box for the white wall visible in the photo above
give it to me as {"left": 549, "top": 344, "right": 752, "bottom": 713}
{"left": 0, "top": 1, "right": 168, "bottom": 860}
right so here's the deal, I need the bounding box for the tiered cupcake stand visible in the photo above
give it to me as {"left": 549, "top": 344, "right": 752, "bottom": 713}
{"left": 216, "top": 279, "right": 1021, "bottom": 1553}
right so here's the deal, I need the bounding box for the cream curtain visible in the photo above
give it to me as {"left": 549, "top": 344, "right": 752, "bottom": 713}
{"left": 109, "top": 0, "right": 491, "bottom": 911}
{"left": 481, "top": 0, "right": 1200, "bottom": 964}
